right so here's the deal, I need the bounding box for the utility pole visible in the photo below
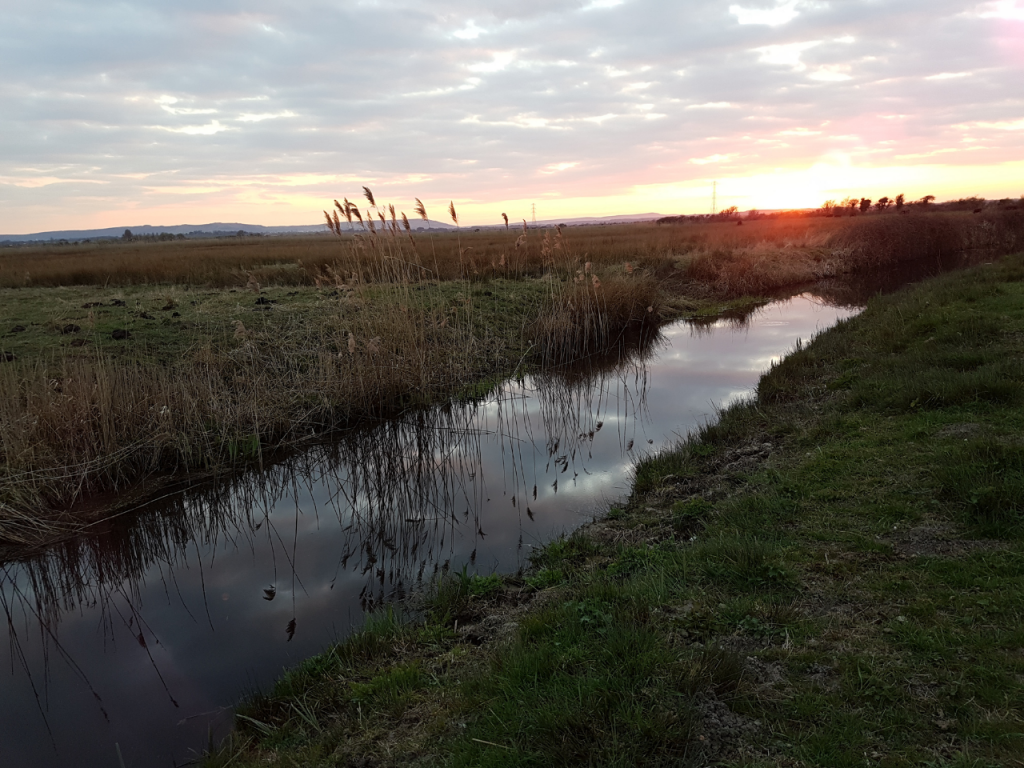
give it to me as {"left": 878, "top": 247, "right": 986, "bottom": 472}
{"left": 711, "top": 181, "right": 717, "bottom": 215}
{"left": 531, "top": 203, "right": 536, "bottom": 225}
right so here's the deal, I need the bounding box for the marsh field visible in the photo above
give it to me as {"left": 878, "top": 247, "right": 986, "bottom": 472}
{"left": 2, "top": 207, "right": 1024, "bottom": 767}
{"left": 1, "top": 210, "right": 1023, "bottom": 548}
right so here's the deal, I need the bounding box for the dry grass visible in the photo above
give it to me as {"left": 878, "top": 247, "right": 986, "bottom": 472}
{"left": 0, "top": 283, "right": 528, "bottom": 541}
{"left": 6, "top": 210, "right": 1019, "bottom": 295}
{"left": 679, "top": 210, "right": 1024, "bottom": 296}
{"left": 3, "top": 207, "right": 1022, "bottom": 543}
{"left": 530, "top": 272, "right": 660, "bottom": 366}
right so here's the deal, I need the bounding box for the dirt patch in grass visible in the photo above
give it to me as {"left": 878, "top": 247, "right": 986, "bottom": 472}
{"left": 885, "top": 523, "right": 1010, "bottom": 559}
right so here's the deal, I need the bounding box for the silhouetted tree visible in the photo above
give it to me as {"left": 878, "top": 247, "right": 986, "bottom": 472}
{"left": 918, "top": 195, "right": 935, "bottom": 206}
{"left": 894, "top": 193, "right": 905, "bottom": 210}
{"left": 859, "top": 198, "right": 872, "bottom": 213}
{"left": 122, "top": 229, "right": 133, "bottom": 241}
{"left": 876, "top": 196, "right": 890, "bottom": 211}
{"left": 847, "top": 198, "right": 859, "bottom": 215}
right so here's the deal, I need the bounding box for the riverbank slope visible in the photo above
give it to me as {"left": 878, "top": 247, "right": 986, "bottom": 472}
{"left": 209, "top": 251, "right": 1024, "bottom": 767}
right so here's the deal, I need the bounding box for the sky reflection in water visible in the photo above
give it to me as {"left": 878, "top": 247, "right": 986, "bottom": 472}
{"left": 0, "top": 294, "right": 856, "bottom": 767}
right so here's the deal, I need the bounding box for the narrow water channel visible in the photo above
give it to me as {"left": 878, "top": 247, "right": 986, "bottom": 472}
{"left": 2, "top": 294, "right": 859, "bottom": 767}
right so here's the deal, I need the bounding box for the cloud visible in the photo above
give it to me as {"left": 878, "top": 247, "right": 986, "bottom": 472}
{"left": 0, "top": 175, "right": 107, "bottom": 188}
{"left": 452, "top": 20, "right": 488, "bottom": 40}
{"left": 729, "top": 1, "right": 802, "bottom": 27}
{"left": 541, "top": 161, "right": 579, "bottom": 173}
{"left": 958, "top": 118, "right": 1024, "bottom": 131}
{"left": 975, "top": 1, "right": 1024, "bottom": 21}
{"left": 689, "top": 154, "right": 738, "bottom": 165}
{"left": 686, "top": 102, "right": 738, "bottom": 110}
{"left": 158, "top": 120, "right": 232, "bottom": 135}
{"left": 0, "top": 0, "right": 1021, "bottom": 232}
{"left": 236, "top": 111, "right": 297, "bottom": 122}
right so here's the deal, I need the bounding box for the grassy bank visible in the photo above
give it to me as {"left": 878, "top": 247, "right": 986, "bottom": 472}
{"left": 208, "top": 251, "right": 1024, "bottom": 767}
{"left": 2, "top": 211, "right": 1021, "bottom": 545}
{"left": 0, "top": 278, "right": 558, "bottom": 542}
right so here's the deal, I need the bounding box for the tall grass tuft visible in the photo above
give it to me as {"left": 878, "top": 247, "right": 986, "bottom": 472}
{"left": 531, "top": 274, "right": 660, "bottom": 365}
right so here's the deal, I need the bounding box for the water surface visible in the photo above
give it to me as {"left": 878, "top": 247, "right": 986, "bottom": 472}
{"left": 1, "top": 295, "right": 856, "bottom": 767}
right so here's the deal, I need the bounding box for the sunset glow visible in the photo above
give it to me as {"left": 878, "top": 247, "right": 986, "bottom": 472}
{"left": 1, "top": 1, "right": 1022, "bottom": 233}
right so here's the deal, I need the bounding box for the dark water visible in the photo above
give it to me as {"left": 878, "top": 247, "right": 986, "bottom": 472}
{"left": 1, "top": 294, "right": 859, "bottom": 767}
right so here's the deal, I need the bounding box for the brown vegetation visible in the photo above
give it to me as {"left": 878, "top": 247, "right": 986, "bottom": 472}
{"left": 678, "top": 210, "right": 1024, "bottom": 296}
{"left": 0, "top": 281, "right": 540, "bottom": 543}
{"left": 2, "top": 209, "right": 1022, "bottom": 545}
{"left": 5, "top": 210, "right": 1020, "bottom": 294}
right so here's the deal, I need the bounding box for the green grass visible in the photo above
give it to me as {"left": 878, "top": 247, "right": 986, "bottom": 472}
{"left": 0, "top": 279, "right": 556, "bottom": 367}
{"left": 207, "top": 253, "right": 1024, "bottom": 767}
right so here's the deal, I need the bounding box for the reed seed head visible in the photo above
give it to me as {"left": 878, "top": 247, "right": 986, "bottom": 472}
{"left": 414, "top": 198, "right": 427, "bottom": 221}
{"left": 363, "top": 186, "right": 376, "bottom": 207}
{"left": 449, "top": 201, "right": 458, "bottom": 226}
{"left": 502, "top": 213, "right": 508, "bottom": 230}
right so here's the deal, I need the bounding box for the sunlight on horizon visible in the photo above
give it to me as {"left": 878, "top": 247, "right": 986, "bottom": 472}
{"left": 19, "top": 158, "right": 1021, "bottom": 233}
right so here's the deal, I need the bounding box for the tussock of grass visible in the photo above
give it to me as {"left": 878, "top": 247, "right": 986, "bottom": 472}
{"left": 937, "top": 441, "right": 1024, "bottom": 537}
{"left": 530, "top": 273, "right": 660, "bottom": 365}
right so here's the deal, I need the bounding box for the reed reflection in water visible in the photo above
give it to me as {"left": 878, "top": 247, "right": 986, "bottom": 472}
{"left": 0, "top": 321, "right": 674, "bottom": 768}
{"left": 2, "top": 294, "right": 862, "bottom": 767}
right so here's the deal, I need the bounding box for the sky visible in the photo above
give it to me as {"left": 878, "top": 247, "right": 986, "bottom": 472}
{"left": 1, "top": 0, "right": 1022, "bottom": 232}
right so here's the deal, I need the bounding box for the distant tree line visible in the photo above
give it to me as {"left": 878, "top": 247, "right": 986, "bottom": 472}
{"left": 119, "top": 229, "right": 264, "bottom": 242}
{"left": 122, "top": 230, "right": 188, "bottom": 242}
{"left": 819, "top": 195, "right": 1023, "bottom": 217}
{"left": 655, "top": 194, "right": 1022, "bottom": 227}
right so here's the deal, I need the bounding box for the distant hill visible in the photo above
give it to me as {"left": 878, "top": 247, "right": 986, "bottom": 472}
{"left": 0, "top": 219, "right": 456, "bottom": 243}
{"left": 0, "top": 212, "right": 673, "bottom": 243}
{"left": 460, "top": 213, "right": 671, "bottom": 231}
{"left": 534, "top": 213, "right": 667, "bottom": 226}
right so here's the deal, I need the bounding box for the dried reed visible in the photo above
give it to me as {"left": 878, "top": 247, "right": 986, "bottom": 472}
{"left": 4, "top": 207, "right": 1022, "bottom": 541}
